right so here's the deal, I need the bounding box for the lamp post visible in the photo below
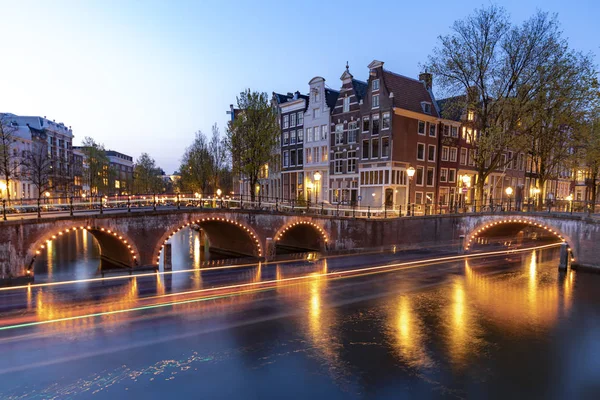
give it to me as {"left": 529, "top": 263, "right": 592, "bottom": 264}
{"left": 313, "top": 171, "right": 321, "bottom": 205}
{"left": 406, "top": 166, "right": 416, "bottom": 216}
{"left": 532, "top": 187, "right": 541, "bottom": 211}
{"left": 566, "top": 193, "right": 573, "bottom": 214}
{"left": 505, "top": 186, "right": 513, "bottom": 211}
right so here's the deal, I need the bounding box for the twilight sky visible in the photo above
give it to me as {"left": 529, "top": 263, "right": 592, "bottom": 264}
{"left": 0, "top": 0, "right": 598, "bottom": 173}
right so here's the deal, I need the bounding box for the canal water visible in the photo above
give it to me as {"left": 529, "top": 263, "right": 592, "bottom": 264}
{"left": 5, "top": 234, "right": 598, "bottom": 399}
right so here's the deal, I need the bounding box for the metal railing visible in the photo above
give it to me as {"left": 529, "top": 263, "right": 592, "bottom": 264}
{"left": 0, "top": 193, "right": 598, "bottom": 220}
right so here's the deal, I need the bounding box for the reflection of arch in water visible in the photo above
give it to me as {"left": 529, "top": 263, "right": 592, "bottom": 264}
{"left": 28, "top": 225, "right": 139, "bottom": 275}
{"left": 275, "top": 220, "right": 328, "bottom": 254}
{"left": 155, "top": 217, "right": 263, "bottom": 266}
{"left": 463, "top": 253, "right": 571, "bottom": 330}
{"left": 465, "top": 218, "right": 571, "bottom": 257}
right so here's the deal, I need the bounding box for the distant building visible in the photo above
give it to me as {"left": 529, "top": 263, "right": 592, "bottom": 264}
{"left": 0, "top": 113, "right": 74, "bottom": 199}
{"left": 106, "top": 150, "right": 133, "bottom": 195}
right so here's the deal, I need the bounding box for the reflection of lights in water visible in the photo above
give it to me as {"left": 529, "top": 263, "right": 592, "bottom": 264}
{"left": 463, "top": 251, "right": 565, "bottom": 332}
{"left": 27, "top": 285, "right": 32, "bottom": 311}
{"left": 156, "top": 273, "right": 165, "bottom": 296}
{"left": 388, "top": 295, "right": 431, "bottom": 368}
{"left": 448, "top": 279, "right": 468, "bottom": 366}
{"left": 82, "top": 228, "right": 88, "bottom": 257}
{"left": 193, "top": 234, "right": 201, "bottom": 268}
{"left": 35, "top": 278, "right": 139, "bottom": 332}
{"left": 529, "top": 250, "right": 537, "bottom": 311}
{"left": 253, "top": 262, "right": 262, "bottom": 283}
{"left": 46, "top": 240, "right": 53, "bottom": 279}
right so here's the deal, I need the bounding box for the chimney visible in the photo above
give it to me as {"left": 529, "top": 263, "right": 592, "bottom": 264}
{"left": 419, "top": 72, "right": 433, "bottom": 90}
{"left": 294, "top": 91, "right": 300, "bottom": 99}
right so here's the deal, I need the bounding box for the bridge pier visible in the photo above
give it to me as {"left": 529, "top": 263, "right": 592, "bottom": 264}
{"left": 559, "top": 242, "right": 569, "bottom": 270}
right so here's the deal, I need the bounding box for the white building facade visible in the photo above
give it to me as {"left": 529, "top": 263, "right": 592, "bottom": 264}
{"left": 302, "top": 77, "right": 338, "bottom": 205}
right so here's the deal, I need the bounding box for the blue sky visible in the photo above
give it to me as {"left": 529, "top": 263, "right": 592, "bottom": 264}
{"left": 1, "top": 0, "right": 598, "bottom": 173}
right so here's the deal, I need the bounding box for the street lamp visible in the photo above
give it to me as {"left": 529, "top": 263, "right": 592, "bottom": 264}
{"left": 406, "top": 166, "right": 416, "bottom": 216}
{"left": 566, "top": 193, "right": 573, "bottom": 213}
{"left": 505, "top": 186, "right": 513, "bottom": 211}
{"left": 532, "top": 187, "right": 541, "bottom": 210}
{"left": 216, "top": 188, "right": 222, "bottom": 197}
{"left": 313, "top": 171, "right": 321, "bottom": 204}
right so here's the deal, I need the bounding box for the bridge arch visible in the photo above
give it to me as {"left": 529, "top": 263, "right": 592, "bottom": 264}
{"left": 465, "top": 217, "right": 573, "bottom": 259}
{"left": 27, "top": 225, "right": 139, "bottom": 275}
{"left": 274, "top": 220, "right": 329, "bottom": 253}
{"left": 153, "top": 216, "right": 263, "bottom": 266}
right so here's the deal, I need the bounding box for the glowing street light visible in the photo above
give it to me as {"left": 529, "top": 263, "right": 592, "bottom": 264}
{"left": 406, "top": 166, "right": 416, "bottom": 216}
{"left": 313, "top": 171, "right": 321, "bottom": 203}
{"left": 505, "top": 186, "right": 513, "bottom": 211}
{"left": 216, "top": 188, "right": 222, "bottom": 197}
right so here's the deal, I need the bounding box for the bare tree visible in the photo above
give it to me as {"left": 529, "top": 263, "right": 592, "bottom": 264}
{"left": 24, "top": 138, "right": 53, "bottom": 216}
{"left": 208, "top": 123, "right": 229, "bottom": 192}
{"left": 523, "top": 51, "right": 598, "bottom": 203}
{"left": 426, "top": 6, "right": 573, "bottom": 203}
{"left": 0, "top": 115, "right": 23, "bottom": 204}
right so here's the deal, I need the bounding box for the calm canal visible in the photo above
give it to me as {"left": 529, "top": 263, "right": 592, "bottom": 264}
{"left": 0, "top": 230, "right": 597, "bottom": 399}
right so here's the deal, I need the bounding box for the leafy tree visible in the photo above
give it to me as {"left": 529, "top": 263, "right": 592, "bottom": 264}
{"left": 133, "top": 152, "right": 164, "bottom": 194}
{"left": 81, "top": 137, "right": 109, "bottom": 195}
{"left": 426, "top": 6, "right": 573, "bottom": 204}
{"left": 208, "top": 123, "right": 229, "bottom": 192}
{"left": 0, "top": 115, "right": 22, "bottom": 203}
{"left": 226, "top": 89, "right": 279, "bottom": 202}
{"left": 178, "top": 131, "right": 212, "bottom": 194}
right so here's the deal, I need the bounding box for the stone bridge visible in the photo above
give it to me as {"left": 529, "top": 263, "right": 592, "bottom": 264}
{"left": 1, "top": 209, "right": 598, "bottom": 282}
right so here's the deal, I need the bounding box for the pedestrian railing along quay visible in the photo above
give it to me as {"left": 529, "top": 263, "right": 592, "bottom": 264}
{"left": 0, "top": 193, "right": 598, "bottom": 220}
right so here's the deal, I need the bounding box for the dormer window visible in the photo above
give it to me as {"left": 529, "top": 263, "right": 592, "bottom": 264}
{"left": 421, "top": 102, "right": 432, "bottom": 114}
{"left": 314, "top": 89, "right": 320, "bottom": 102}
{"left": 372, "top": 79, "right": 380, "bottom": 91}
{"left": 467, "top": 110, "right": 475, "bottom": 121}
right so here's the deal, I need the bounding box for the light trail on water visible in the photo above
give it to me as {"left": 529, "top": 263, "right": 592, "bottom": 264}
{"left": 0, "top": 242, "right": 560, "bottom": 332}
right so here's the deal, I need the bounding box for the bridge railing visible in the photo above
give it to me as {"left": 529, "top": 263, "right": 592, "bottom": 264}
{"left": 0, "top": 193, "right": 599, "bottom": 220}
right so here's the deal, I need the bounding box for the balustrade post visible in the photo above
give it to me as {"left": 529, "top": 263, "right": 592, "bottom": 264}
{"left": 69, "top": 196, "right": 74, "bottom": 216}
{"left": 2, "top": 199, "right": 6, "bottom": 221}
{"left": 336, "top": 202, "right": 340, "bottom": 217}
{"left": 153, "top": 193, "right": 157, "bottom": 211}
{"left": 128, "top": 196, "right": 131, "bottom": 212}
{"left": 177, "top": 194, "right": 180, "bottom": 210}
{"left": 367, "top": 205, "right": 371, "bottom": 219}
{"left": 37, "top": 198, "right": 41, "bottom": 218}
{"left": 100, "top": 197, "right": 103, "bottom": 214}
{"left": 384, "top": 202, "right": 387, "bottom": 218}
